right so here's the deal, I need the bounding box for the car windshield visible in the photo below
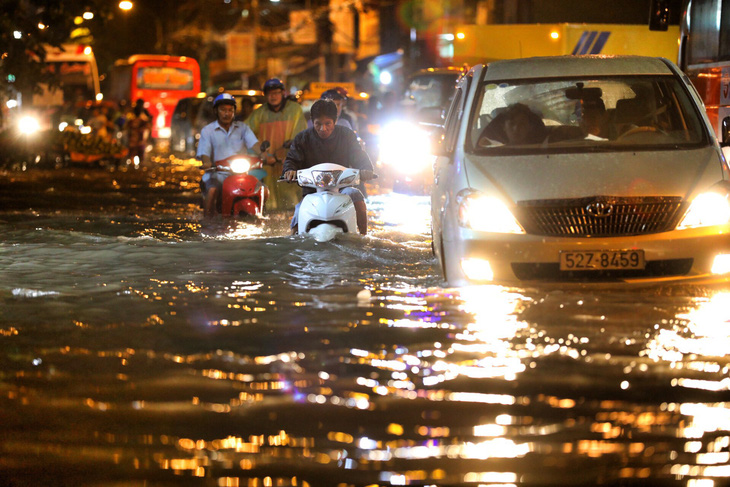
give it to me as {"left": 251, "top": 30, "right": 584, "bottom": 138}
{"left": 468, "top": 75, "right": 707, "bottom": 153}
{"left": 405, "top": 73, "right": 459, "bottom": 111}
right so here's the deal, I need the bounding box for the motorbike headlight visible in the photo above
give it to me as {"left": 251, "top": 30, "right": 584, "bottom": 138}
{"left": 379, "top": 121, "right": 433, "bottom": 173}
{"left": 312, "top": 170, "right": 343, "bottom": 188}
{"left": 18, "top": 116, "right": 40, "bottom": 135}
{"left": 457, "top": 190, "right": 525, "bottom": 234}
{"left": 677, "top": 192, "right": 730, "bottom": 229}
{"left": 298, "top": 173, "right": 313, "bottom": 186}
{"left": 229, "top": 157, "right": 251, "bottom": 174}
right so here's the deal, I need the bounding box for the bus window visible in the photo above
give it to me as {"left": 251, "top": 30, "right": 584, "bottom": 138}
{"left": 108, "top": 55, "right": 201, "bottom": 141}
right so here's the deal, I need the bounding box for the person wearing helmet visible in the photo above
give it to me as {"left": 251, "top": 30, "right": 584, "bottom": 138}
{"left": 282, "top": 99, "right": 374, "bottom": 235}
{"left": 329, "top": 87, "right": 359, "bottom": 132}
{"left": 197, "top": 92, "right": 260, "bottom": 217}
{"left": 245, "top": 78, "right": 307, "bottom": 211}
{"left": 309, "top": 89, "right": 353, "bottom": 131}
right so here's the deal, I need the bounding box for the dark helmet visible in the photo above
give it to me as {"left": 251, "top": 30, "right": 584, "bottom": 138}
{"left": 333, "top": 86, "right": 349, "bottom": 100}
{"left": 213, "top": 93, "right": 236, "bottom": 109}
{"left": 320, "top": 88, "right": 345, "bottom": 101}
{"left": 263, "top": 78, "right": 285, "bottom": 94}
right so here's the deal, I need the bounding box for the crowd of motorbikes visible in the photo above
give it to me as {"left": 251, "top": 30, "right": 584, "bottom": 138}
{"left": 210, "top": 140, "right": 376, "bottom": 242}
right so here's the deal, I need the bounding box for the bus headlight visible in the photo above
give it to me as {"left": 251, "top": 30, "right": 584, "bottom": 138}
{"left": 677, "top": 192, "right": 730, "bottom": 229}
{"left": 457, "top": 190, "right": 525, "bottom": 234}
{"left": 18, "top": 116, "right": 40, "bottom": 135}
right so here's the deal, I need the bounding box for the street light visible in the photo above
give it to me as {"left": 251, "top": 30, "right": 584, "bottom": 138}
{"left": 118, "top": 1, "right": 164, "bottom": 52}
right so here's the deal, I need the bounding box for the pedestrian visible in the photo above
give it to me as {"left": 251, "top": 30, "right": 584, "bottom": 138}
{"left": 245, "top": 78, "right": 307, "bottom": 211}
{"left": 124, "top": 101, "right": 151, "bottom": 164}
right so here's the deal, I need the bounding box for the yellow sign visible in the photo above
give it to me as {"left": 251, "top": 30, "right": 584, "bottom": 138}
{"left": 453, "top": 23, "right": 680, "bottom": 65}
{"left": 308, "top": 82, "right": 356, "bottom": 98}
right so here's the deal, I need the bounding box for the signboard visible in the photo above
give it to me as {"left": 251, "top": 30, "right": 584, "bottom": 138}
{"left": 291, "top": 10, "right": 317, "bottom": 45}
{"left": 330, "top": 0, "right": 355, "bottom": 54}
{"left": 308, "top": 81, "right": 357, "bottom": 98}
{"left": 227, "top": 33, "right": 256, "bottom": 71}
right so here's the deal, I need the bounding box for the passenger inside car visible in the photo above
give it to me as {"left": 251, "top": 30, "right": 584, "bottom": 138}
{"left": 580, "top": 97, "right": 611, "bottom": 139}
{"left": 480, "top": 103, "right": 548, "bottom": 145}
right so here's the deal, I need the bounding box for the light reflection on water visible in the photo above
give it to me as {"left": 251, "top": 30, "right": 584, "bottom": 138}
{"left": 1, "top": 164, "right": 730, "bottom": 485}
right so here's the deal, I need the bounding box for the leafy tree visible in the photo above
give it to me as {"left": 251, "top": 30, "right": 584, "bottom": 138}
{"left": 0, "top": 0, "right": 110, "bottom": 99}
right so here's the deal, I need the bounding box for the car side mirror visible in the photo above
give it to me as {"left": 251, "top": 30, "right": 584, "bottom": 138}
{"left": 721, "top": 118, "right": 730, "bottom": 147}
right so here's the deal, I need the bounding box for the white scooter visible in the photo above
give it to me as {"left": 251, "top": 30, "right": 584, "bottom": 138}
{"left": 289, "top": 163, "right": 364, "bottom": 242}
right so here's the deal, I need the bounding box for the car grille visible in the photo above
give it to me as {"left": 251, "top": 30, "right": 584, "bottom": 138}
{"left": 511, "top": 258, "right": 693, "bottom": 282}
{"left": 515, "top": 196, "right": 685, "bottom": 237}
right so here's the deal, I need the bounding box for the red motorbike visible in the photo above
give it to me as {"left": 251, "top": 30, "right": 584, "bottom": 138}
{"left": 214, "top": 153, "right": 270, "bottom": 218}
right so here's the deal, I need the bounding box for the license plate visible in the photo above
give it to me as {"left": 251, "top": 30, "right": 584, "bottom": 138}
{"left": 559, "top": 250, "right": 645, "bottom": 271}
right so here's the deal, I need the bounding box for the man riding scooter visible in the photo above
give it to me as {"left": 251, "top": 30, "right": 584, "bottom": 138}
{"left": 197, "top": 93, "right": 262, "bottom": 218}
{"left": 282, "top": 99, "right": 374, "bottom": 234}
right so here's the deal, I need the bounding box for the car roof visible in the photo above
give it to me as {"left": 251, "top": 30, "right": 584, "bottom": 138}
{"left": 410, "top": 66, "right": 464, "bottom": 78}
{"left": 482, "top": 55, "right": 674, "bottom": 81}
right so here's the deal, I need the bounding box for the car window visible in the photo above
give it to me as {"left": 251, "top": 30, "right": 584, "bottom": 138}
{"left": 467, "top": 75, "right": 707, "bottom": 153}
{"left": 443, "top": 88, "right": 464, "bottom": 154}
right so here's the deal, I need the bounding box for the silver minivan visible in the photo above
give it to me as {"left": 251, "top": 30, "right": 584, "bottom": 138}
{"left": 431, "top": 55, "right": 730, "bottom": 286}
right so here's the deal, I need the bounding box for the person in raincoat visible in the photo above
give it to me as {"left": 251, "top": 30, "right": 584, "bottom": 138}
{"left": 245, "top": 78, "right": 307, "bottom": 211}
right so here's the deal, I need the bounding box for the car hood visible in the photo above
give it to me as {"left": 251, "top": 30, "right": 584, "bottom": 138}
{"left": 463, "top": 147, "right": 724, "bottom": 203}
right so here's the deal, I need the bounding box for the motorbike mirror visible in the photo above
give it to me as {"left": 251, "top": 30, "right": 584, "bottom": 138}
{"left": 260, "top": 140, "right": 271, "bottom": 152}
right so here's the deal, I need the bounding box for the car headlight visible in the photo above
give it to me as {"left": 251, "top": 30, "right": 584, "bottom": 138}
{"left": 379, "top": 121, "right": 433, "bottom": 173}
{"left": 229, "top": 157, "right": 251, "bottom": 174}
{"left": 18, "top": 116, "right": 40, "bottom": 134}
{"left": 457, "top": 190, "right": 525, "bottom": 234}
{"left": 677, "top": 192, "right": 730, "bottom": 229}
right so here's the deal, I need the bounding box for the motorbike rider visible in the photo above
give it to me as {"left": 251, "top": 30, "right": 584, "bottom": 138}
{"left": 309, "top": 89, "right": 353, "bottom": 131}
{"left": 245, "top": 78, "right": 307, "bottom": 211}
{"left": 282, "top": 99, "right": 374, "bottom": 235}
{"left": 197, "top": 92, "right": 260, "bottom": 218}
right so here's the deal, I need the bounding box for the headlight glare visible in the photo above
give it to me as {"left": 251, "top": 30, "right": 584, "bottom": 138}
{"left": 229, "top": 157, "right": 251, "bottom": 174}
{"left": 19, "top": 116, "right": 40, "bottom": 134}
{"left": 677, "top": 192, "right": 730, "bottom": 229}
{"left": 379, "top": 121, "right": 433, "bottom": 173}
{"left": 457, "top": 191, "right": 524, "bottom": 234}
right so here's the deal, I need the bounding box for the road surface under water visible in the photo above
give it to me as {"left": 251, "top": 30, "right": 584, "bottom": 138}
{"left": 1, "top": 158, "right": 730, "bottom": 486}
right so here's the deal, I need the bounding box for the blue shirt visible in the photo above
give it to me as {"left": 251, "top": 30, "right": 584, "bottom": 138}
{"left": 197, "top": 120, "right": 258, "bottom": 163}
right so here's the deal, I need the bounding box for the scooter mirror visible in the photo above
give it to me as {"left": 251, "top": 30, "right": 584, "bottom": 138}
{"left": 260, "top": 140, "right": 271, "bottom": 152}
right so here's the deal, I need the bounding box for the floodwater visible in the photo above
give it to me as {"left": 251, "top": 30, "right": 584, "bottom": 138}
{"left": 1, "top": 157, "right": 730, "bottom": 486}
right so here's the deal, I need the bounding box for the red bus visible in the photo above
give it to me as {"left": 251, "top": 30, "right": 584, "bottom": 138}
{"left": 108, "top": 55, "right": 201, "bottom": 141}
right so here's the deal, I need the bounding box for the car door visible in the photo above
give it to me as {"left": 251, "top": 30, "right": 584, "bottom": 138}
{"left": 432, "top": 74, "right": 470, "bottom": 250}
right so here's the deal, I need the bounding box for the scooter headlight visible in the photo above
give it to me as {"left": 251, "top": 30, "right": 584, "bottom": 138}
{"left": 457, "top": 189, "right": 525, "bottom": 234}
{"left": 18, "top": 116, "right": 40, "bottom": 135}
{"left": 677, "top": 191, "right": 730, "bottom": 229}
{"left": 229, "top": 157, "right": 251, "bottom": 174}
{"left": 312, "top": 170, "right": 343, "bottom": 188}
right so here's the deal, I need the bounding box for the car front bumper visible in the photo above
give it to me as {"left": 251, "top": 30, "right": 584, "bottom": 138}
{"left": 449, "top": 225, "right": 730, "bottom": 285}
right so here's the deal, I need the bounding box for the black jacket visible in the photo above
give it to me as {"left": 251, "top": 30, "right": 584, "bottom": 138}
{"left": 282, "top": 126, "right": 373, "bottom": 196}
